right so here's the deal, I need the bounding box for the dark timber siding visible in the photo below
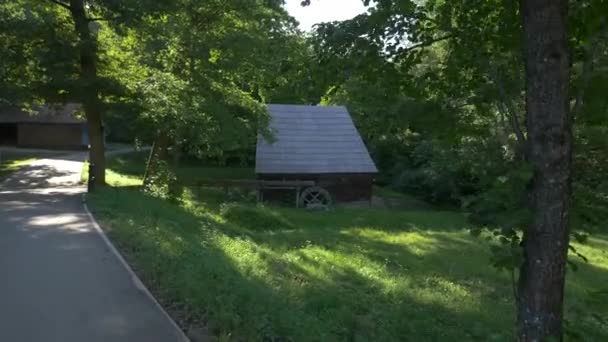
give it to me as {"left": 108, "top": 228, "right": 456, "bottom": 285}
{"left": 17, "top": 123, "right": 87, "bottom": 150}
{"left": 258, "top": 173, "right": 374, "bottom": 204}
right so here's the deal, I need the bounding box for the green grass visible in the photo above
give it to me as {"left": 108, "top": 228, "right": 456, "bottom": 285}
{"left": 0, "top": 152, "right": 40, "bottom": 179}
{"left": 86, "top": 155, "right": 608, "bottom": 341}
{"left": 373, "top": 185, "right": 435, "bottom": 210}
{"left": 105, "top": 151, "right": 255, "bottom": 184}
{"left": 81, "top": 159, "right": 142, "bottom": 187}
{"left": 373, "top": 185, "right": 416, "bottom": 198}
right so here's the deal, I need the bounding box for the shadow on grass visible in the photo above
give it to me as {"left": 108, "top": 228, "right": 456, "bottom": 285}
{"left": 89, "top": 186, "right": 608, "bottom": 341}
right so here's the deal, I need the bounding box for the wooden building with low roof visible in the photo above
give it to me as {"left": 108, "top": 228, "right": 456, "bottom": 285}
{"left": 255, "top": 104, "right": 377, "bottom": 204}
{"left": 0, "top": 104, "right": 89, "bottom": 150}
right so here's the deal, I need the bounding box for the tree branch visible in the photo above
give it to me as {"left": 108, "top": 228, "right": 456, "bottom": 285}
{"left": 86, "top": 16, "right": 121, "bottom": 22}
{"left": 46, "top": 0, "right": 71, "bottom": 11}
{"left": 488, "top": 64, "right": 527, "bottom": 149}
{"left": 398, "top": 34, "right": 453, "bottom": 54}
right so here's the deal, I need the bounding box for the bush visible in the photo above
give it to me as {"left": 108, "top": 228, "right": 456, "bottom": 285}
{"left": 220, "top": 203, "right": 293, "bottom": 231}
{"left": 372, "top": 134, "right": 503, "bottom": 206}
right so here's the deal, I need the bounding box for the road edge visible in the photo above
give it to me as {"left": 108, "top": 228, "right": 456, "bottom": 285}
{"left": 81, "top": 194, "right": 191, "bottom": 342}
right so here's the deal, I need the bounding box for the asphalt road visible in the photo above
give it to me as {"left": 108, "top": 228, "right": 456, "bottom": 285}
{"left": 0, "top": 153, "right": 186, "bottom": 342}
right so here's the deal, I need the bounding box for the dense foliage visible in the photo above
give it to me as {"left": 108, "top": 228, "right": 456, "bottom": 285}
{"left": 0, "top": 0, "right": 321, "bottom": 184}
{"left": 309, "top": 1, "right": 608, "bottom": 235}
{"left": 308, "top": 1, "right": 607, "bottom": 338}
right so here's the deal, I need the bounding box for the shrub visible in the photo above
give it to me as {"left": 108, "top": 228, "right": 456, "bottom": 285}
{"left": 374, "top": 135, "right": 502, "bottom": 205}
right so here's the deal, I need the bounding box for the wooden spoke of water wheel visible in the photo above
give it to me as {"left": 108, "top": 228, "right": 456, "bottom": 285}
{"left": 299, "top": 186, "right": 332, "bottom": 209}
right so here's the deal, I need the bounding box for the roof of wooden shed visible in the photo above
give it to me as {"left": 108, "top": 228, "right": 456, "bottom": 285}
{"left": 0, "top": 103, "right": 84, "bottom": 124}
{"left": 255, "top": 104, "right": 378, "bottom": 174}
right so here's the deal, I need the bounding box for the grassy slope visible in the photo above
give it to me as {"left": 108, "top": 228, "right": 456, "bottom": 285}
{"left": 87, "top": 154, "right": 608, "bottom": 341}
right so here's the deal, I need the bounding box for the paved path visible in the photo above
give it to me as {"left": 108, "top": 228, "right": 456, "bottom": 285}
{"left": 0, "top": 152, "right": 186, "bottom": 342}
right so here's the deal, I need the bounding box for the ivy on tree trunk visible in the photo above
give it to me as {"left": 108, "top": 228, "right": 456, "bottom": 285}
{"left": 518, "top": 0, "right": 572, "bottom": 340}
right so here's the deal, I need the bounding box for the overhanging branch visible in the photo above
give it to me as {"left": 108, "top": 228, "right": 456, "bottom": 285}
{"left": 399, "top": 34, "right": 453, "bottom": 54}
{"left": 86, "top": 16, "right": 121, "bottom": 22}
{"left": 46, "top": 0, "right": 71, "bottom": 11}
{"left": 488, "top": 63, "right": 527, "bottom": 147}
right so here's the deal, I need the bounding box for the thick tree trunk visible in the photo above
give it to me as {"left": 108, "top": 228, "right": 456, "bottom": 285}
{"left": 518, "top": 0, "right": 572, "bottom": 340}
{"left": 69, "top": 0, "right": 105, "bottom": 186}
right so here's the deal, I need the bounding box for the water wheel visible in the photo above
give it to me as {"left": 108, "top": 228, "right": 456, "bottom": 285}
{"left": 299, "top": 186, "right": 332, "bottom": 210}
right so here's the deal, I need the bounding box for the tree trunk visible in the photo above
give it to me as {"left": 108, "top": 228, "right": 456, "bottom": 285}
{"left": 69, "top": 0, "right": 105, "bottom": 186}
{"left": 518, "top": 0, "right": 572, "bottom": 340}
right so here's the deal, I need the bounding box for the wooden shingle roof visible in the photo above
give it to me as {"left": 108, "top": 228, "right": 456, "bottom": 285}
{"left": 255, "top": 104, "right": 378, "bottom": 174}
{"left": 0, "top": 104, "right": 84, "bottom": 124}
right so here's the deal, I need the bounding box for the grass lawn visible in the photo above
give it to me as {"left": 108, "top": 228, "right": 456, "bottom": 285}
{"left": 372, "top": 185, "right": 436, "bottom": 210}
{"left": 0, "top": 151, "right": 42, "bottom": 179}
{"left": 106, "top": 151, "right": 255, "bottom": 183}
{"left": 87, "top": 154, "right": 608, "bottom": 341}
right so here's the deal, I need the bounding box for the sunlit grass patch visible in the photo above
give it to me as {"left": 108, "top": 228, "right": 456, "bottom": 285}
{"left": 106, "top": 169, "right": 142, "bottom": 186}
{"left": 81, "top": 160, "right": 143, "bottom": 187}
